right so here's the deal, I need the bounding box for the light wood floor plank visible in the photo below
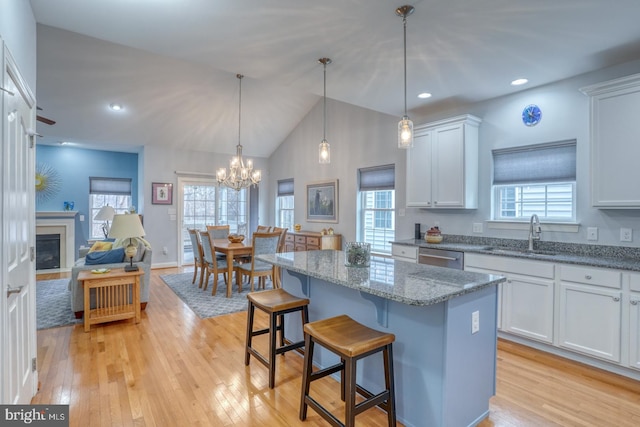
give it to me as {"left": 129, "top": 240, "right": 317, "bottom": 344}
{"left": 33, "top": 267, "right": 640, "bottom": 426}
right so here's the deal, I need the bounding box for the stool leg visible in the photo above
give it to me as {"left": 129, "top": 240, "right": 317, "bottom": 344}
{"left": 299, "top": 333, "right": 314, "bottom": 421}
{"left": 245, "top": 302, "right": 255, "bottom": 366}
{"left": 384, "top": 344, "right": 397, "bottom": 426}
{"left": 340, "top": 358, "right": 346, "bottom": 402}
{"left": 344, "top": 357, "right": 357, "bottom": 427}
{"left": 278, "top": 313, "right": 285, "bottom": 351}
{"left": 268, "top": 312, "right": 277, "bottom": 388}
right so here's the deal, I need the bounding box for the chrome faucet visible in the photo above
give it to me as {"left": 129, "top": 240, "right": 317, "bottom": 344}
{"left": 528, "top": 214, "right": 542, "bottom": 251}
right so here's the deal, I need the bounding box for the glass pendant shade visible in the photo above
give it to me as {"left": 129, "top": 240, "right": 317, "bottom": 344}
{"left": 319, "top": 139, "right": 330, "bottom": 164}
{"left": 398, "top": 116, "right": 414, "bottom": 148}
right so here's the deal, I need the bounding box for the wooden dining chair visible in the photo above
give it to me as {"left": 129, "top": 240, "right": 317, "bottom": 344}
{"left": 206, "top": 224, "right": 230, "bottom": 260}
{"left": 199, "top": 230, "right": 237, "bottom": 295}
{"left": 256, "top": 225, "right": 272, "bottom": 232}
{"left": 237, "top": 231, "right": 281, "bottom": 291}
{"left": 270, "top": 227, "right": 288, "bottom": 287}
{"left": 187, "top": 228, "right": 206, "bottom": 288}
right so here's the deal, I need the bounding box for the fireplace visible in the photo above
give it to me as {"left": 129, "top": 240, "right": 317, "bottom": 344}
{"left": 36, "top": 234, "right": 61, "bottom": 269}
{"left": 36, "top": 211, "right": 77, "bottom": 271}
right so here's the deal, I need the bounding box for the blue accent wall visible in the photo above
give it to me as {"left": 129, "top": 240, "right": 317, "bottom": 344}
{"left": 36, "top": 145, "right": 139, "bottom": 243}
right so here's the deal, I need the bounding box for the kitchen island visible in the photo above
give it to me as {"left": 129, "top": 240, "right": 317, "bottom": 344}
{"left": 257, "top": 250, "right": 506, "bottom": 427}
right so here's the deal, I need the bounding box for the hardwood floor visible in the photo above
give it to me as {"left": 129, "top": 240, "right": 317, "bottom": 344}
{"left": 33, "top": 267, "right": 640, "bottom": 426}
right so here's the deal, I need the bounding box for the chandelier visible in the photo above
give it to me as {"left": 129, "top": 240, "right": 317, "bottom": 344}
{"left": 318, "top": 58, "right": 332, "bottom": 164}
{"left": 396, "top": 5, "right": 415, "bottom": 149}
{"left": 216, "top": 74, "right": 262, "bottom": 190}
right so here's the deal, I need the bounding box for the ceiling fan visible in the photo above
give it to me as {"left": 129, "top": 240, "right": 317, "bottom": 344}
{"left": 36, "top": 106, "right": 56, "bottom": 125}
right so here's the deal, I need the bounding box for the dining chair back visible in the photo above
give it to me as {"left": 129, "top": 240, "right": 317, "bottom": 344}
{"left": 237, "top": 231, "right": 281, "bottom": 291}
{"left": 256, "top": 225, "right": 272, "bottom": 233}
{"left": 269, "top": 227, "right": 288, "bottom": 288}
{"left": 206, "top": 224, "right": 230, "bottom": 239}
{"left": 188, "top": 228, "right": 206, "bottom": 288}
{"left": 199, "top": 230, "right": 235, "bottom": 295}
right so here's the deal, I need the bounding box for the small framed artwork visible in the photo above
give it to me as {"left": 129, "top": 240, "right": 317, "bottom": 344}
{"left": 152, "top": 182, "right": 173, "bottom": 205}
{"left": 306, "top": 179, "right": 338, "bottom": 223}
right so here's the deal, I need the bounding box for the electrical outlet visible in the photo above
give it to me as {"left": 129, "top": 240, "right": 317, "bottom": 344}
{"left": 472, "top": 223, "right": 483, "bottom": 233}
{"left": 621, "top": 228, "right": 633, "bottom": 242}
{"left": 471, "top": 310, "right": 480, "bottom": 334}
{"left": 587, "top": 227, "right": 598, "bottom": 241}
{"left": 162, "top": 246, "right": 168, "bottom": 255}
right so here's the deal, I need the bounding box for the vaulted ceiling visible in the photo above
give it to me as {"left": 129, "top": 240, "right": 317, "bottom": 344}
{"left": 30, "top": 0, "right": 640, "bottom": 156}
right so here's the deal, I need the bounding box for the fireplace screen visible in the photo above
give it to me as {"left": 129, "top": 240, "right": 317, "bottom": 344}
{"left": 36, "top": 233, "right": 61, "bottom": 270}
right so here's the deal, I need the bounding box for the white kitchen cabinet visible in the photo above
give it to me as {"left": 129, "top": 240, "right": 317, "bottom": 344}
{"left": 391, "top": 244, "right": 417, "bottom": 263}
{"left": 558, "top": 265, "right": 622, "bottom": 363}
{"left": 406, "top": 114, "right": 481, "bottom": 209}
{"left": 465, "top": 253, "right": 554, "bottom": 343}
{"left": 628, "top": 274, "right": 640, "bottom": 370}
{"left": 581, "top": 73, "right": 640, "bottom": 208}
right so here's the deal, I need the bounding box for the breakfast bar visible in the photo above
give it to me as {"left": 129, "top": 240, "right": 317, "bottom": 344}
{"left": 257, "top": 250, "right": 506, "bottom": 427}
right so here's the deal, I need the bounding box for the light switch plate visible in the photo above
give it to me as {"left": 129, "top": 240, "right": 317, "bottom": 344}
{"left": 472, "top": 223, "right": 483, "bottom": 233}
{"left": 621, "top": 228, "right": 633, "bottom": 242}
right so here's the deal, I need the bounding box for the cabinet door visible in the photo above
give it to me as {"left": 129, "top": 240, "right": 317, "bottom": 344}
{"left": 630, "top": 295, "right": 640, "bottom": 370}
{"left": 559, "top": 282, "right": 622, "bottom": 362}
{"left": 431, "top": 124, "right": 465, "bottom": 208}
{"left": 502, "top": 275, "right": 554, "bottom": 343}
{"left": 406, "top": 132, "right": 432, "bottom": 207}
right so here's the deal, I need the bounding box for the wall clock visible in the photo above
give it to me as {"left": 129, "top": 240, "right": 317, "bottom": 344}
{"left": 522, "top": 104, "right": 542, "bottom": 126}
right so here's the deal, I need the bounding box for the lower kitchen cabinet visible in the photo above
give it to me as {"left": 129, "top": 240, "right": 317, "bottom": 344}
{"left": 391, "top": 244, "right": 418, "bottom": 263}
{"left": 628, "top": 273, "right": 640, "bottom": 370}
{"left": 558, "top": 265, "right": 622, "bottom": 363}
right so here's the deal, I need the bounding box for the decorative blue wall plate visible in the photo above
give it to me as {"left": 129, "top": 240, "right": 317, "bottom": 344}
{"left": 522, "top": 104, "right": 542, "bottom": 126}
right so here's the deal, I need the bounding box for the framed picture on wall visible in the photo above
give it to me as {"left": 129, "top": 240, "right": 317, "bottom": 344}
{"left": 152, "top": 182, "right": 173, "bottom": 205}
{"left": 306, "top": 179, "right": 338, "bottom": 223}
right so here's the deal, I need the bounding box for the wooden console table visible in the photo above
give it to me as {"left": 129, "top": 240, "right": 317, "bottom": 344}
{"left": 284, "top": 231, "right": 342, "bottom": 252}
{"left": 78, "top": 268, "right": 144, "bottom": 332}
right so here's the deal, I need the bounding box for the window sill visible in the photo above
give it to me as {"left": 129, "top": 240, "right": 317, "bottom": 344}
{"left": 487, "top": 220, "right": 580, "bottom": 233}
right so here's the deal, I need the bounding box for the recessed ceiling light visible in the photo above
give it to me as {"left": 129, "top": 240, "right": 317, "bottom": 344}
{"left": 418, "top": 92, "right": 432, "bottom": 99}
{"left": 511, "top": 78, "right": 528, "bottom": 86}
{"left": 59, "top": 141, "right": 71, "bottom": 146}
{"left": 109, "top": 103, "right": 123, "bottom": 111}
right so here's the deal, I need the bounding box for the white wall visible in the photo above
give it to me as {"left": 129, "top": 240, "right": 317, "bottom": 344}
{"left": 0, "top": 0, "right": 36, "bottom": 90}
{"left": 267, "top": 59, "right": 640, "bottom": 248}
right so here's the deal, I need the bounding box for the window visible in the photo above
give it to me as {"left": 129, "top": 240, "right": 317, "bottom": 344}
{"left": 89, "top": 177, "right": 132, "bottom": 239}
{"left": 358, "top": 164, "right": 395, "bottom": 255}
{"left": 182, "top": 184, "right": 247, "bottom": 233}
{"left": 492, "top": 140, "right": 576, "bottom": 221}
{"left": 276, "top": 178, "right": 294, "bottom": 229}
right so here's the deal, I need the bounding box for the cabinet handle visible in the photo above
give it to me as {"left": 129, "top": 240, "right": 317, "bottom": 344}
{"left": 584, "top": 275, "right": 592, "bottom": 280}
{"left": 612, "top": 296, "right": 620, "bottom": 302}
{"left": 632, "top": 300, "right": 639, "bottom": 305}
{"left": 434, "top": 201, "right": 438, "bottom": 205}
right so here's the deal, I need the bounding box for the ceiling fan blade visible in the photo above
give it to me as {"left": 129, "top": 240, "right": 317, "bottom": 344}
{"left": 37, "top": 115, "right": 56, "bottom": 125}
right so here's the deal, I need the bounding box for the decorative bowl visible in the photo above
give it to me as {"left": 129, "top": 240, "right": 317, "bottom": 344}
{"left": 228, "top": 234, "right": 245, "bottom": 243}
{"left": 425, "top": 234, "right": 443, "bottom": 244}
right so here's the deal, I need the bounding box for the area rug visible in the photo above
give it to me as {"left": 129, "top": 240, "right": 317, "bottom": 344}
{"left": 160, "top": 273, "right": 254, "bottom": 319}
{"left": 36, "top": 279, "right": 81, "bottom": 330}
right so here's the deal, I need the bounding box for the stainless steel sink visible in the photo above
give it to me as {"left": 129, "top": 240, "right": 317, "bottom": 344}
{"left": 483, "top": 247, "right": 557, "bottom": 257}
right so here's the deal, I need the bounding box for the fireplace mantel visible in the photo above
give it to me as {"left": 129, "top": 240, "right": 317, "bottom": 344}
{"left": 36, "top": 212, "right": 77, "bottom": 271}
{"left": 36, "top": 211, "right": 78, "bottom": 218}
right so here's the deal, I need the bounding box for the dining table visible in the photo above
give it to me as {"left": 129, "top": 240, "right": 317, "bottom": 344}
{"left": 212, "top": 238, "right": 253, "bottom": 297}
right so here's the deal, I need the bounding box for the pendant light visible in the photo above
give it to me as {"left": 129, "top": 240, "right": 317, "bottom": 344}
{"left": 318, "top": 58, "right": 332, "bottom": 164}
{"left": 216, "top": 74, "right": 262, "bottom": 190}
{"left": 396, "top": 5, "right": 415, "bottom": 149}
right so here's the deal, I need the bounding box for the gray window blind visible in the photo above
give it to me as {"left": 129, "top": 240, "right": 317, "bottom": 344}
{"left": 358, "top": 164, "right": 395, "bottom": 191}
{"left": 492, "top": 140, "right": 576, "bottom": 185}
{"left": 89, "top": 177, "right": 132, "bottom": 195}
{"left": 277, "top": 178, "right": 294, "bottom": 196}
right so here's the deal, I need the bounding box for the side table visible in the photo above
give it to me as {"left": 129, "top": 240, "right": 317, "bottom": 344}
{"left": 77, "top": 268, "right": 144, "bottom": 332}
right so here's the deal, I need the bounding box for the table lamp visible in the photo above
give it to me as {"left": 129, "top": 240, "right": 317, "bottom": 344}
{"left": 94, "top": 205, "right": 116, "bottom": 238}
{"left": 108, "top": 214, "right": 145, "bottom": 272}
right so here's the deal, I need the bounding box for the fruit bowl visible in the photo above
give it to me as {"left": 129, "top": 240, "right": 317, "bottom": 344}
{"left": 228, "top": 234, "right": 245, "bottom": 243}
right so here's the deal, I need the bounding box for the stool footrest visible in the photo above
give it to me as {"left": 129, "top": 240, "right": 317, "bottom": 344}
{"left": 353, "top": 387, "right": 391, "bottom": 416}
{"left": 309, "top": 362, "right": 344, "bottom": 382}
{"left": 274, "top": 340, "right": 305, "bottom": 355}
{"left": 304, "top": 395, "right": 343, "bottom": 427}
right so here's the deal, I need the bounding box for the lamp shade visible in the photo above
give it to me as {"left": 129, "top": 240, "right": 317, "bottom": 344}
{"left": 108, "top": 214, "right": 145, "bottom": 239}
{"left": 94, "top": 205, "right": 116, "bottom": 221}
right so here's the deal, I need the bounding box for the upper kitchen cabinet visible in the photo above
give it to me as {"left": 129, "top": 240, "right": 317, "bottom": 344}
{"left": 581, "top": 74, "right": 640, "bottom": 208}
{"left": 406, "top": 114, "right": 481, "bottom": 209}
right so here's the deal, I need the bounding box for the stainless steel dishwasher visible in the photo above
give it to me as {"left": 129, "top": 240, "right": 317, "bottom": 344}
{"left": 418, "top": 247, "right": 464, "bottom": 270}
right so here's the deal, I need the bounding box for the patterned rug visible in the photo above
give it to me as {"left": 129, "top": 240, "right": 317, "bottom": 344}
{"left": 36, "top": 279, "right": 81, "bottom": 330}
{"left": 160, "top": 272, "right": 259, "bottom": 318}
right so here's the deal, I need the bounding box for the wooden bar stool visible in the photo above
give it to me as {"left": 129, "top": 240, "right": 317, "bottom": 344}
{"left": 245, "top": 288, "right": 310, "bottom": 388}
{"left": 299, "top": 314, "right": 396, "bottom": 427}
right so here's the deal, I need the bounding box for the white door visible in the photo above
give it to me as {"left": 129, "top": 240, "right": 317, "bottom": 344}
{"left": 1, "top": 40, "right": 37, "bottom": 404}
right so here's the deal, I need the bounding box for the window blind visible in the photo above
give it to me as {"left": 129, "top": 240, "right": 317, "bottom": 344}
{"left": 89, "top": 177, "right": 132, "bottom": 195}
{"left": 492, "top": 140, "right": 576, "bottom": 185}
{"left": 277, "top": 178, "right": 294, "bottom": 196}
{"left": 358, "top": 164, "right": 395, "bottom": 191}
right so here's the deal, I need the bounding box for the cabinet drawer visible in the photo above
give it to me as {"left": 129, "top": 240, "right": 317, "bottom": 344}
{"left": 392, "top": 245, "right": 418, "bottom": 260}
{"left": 306, "top": 237, "right": 320, "bottom": 246}
{"left": 630, "top": 273, "right": 640, "bottom": 292}
{"left": 285, "top": 235, "right": 295, "bottom": 243}
{"left": 295, "top": 236, "right": 307, "bottom": 244}
{"left": 559, "top": 265, "right": 621, "bottom": 289}
{"left": 464, "top": 253, "right": 554, "bottom": 279}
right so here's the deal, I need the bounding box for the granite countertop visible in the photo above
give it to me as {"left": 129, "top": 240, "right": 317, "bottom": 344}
{"left": 392, "top": 237, "right": 640, "bottom": 272}
{"left": 256, "top": 250, "right": 505, "bottom": 307}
